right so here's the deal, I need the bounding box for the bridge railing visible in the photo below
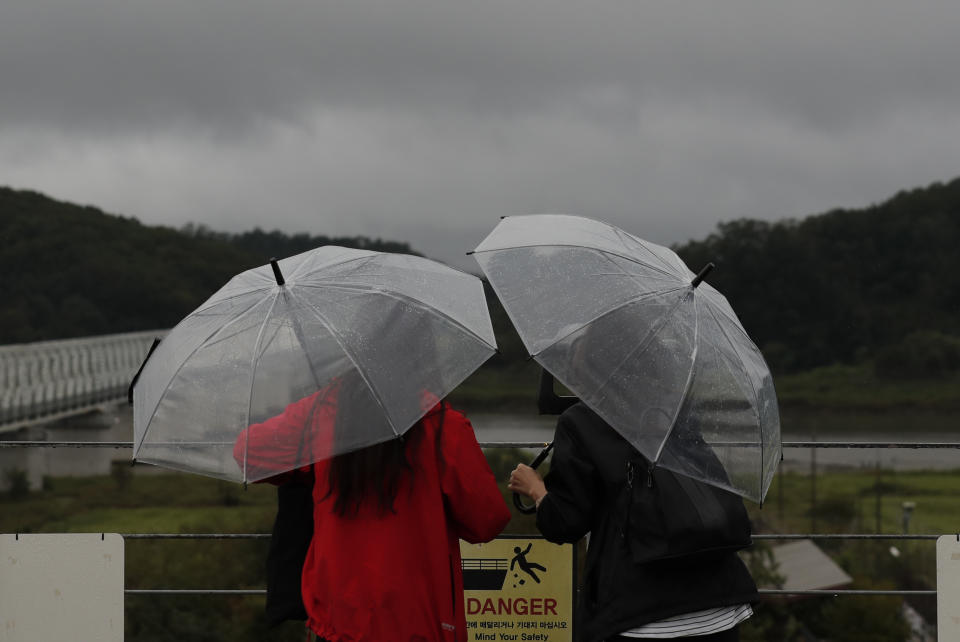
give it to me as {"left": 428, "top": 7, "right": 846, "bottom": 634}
{"left": 0, "top": 331, "right": 162, "bottom": 431}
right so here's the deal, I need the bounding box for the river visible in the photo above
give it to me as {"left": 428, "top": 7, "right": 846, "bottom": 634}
{"left": 471, "top": 407, "right": 960, "bottom": 473}
{"left": 3, "top": 405, "right": 960, "bottom": 491}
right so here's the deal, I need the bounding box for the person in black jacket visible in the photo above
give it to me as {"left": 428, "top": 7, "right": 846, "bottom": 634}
{"left": 509, "top": 402, "right": 759, "bottom": 642}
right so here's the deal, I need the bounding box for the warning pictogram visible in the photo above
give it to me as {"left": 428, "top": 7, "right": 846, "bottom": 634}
{"left": 460, "top": 537, "right": 573, "bottom": 642}
{"left": 510, "top": 543, "right": 547, "bottom": 586}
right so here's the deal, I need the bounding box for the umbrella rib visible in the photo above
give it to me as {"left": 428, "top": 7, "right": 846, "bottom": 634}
{"left": 289, "top": 289, "right": 403, "bottom": 438}
{"left": 199, "top": 315, "right": 271, "bottom": 350}
{"left": 201, "top": 299, "right": 291, "bottom": 353}
{"left": 193, "top": 253, "right": 376, "bottom": 316}
{"left": 295, "top": 282, "right": 497, "bottom": 350}
{"left": 241, "top": 290, "right": 283, "bottom": 485}
{"left": 700, "top": 298, "right": 764, "bottom": 427}
{"left": 298, "top": 252, "right": 482, "bottom": 282}
{"left": 577, "top": 290, "right": 690, "bottom": 409}
{"left": 583, "top": 272, "right": 680, "bottom": 284}
{"left": 611, "top": 226, "right": 681, "bottom": 277}
{"left": 288, "top": 252, "right": 378, "bottom": 282}
{"left": 699, "top": 298, "right": 766, "bottom": 502}
{"left": 191, "top": 285, "right": 274, "bottom": 316}
{"left": 473, "top": 243, "right": 680, "bottom": 282}
{"left": 133, "top": 292, "right": 272, "bottom": 461}
{"left": 530, "top": 286, "right": 688, "bottom": 358}
{"left": 280, "top": 289, "right": 325, "bottom": 393}
{"left": 698, "top": 288, "right": 751, "bottom": 339}
{"left": 653, "top": 292, "right": 700, "bottom": 465}
{"left": 594, "top": 249, "right": 680, "bottom": 301}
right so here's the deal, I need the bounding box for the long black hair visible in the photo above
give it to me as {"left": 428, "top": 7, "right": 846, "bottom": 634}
{"left": 321, "top": 300, "right": 445, "bottom": 517}
{"left": 321, "top": 372, "right": 434, "bottom": 517}
{"left": 325, "top": 436, "right": 416, "bottom": 517}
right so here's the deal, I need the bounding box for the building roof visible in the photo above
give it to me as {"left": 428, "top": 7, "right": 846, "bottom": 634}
{"left": 770, "top": 539, "right": 853, "bottom": 591}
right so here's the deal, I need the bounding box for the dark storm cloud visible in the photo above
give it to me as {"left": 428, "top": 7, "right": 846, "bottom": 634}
{"left": 4, "top": 0, "right": 959, "bottom": 135}
{"left": 2, "top": 0, "right": 960, "bottom": 268}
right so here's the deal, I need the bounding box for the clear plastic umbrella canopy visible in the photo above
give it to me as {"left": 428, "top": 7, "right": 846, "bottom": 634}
{"left": 473, "top": 215, "right": 780, "bottom": 503}
{"left": 132, "top": 246, "right": 497, "bottom": 483}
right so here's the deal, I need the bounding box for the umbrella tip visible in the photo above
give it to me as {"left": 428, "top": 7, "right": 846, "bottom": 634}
{"left": 691, "top": 262, "right": 715, "bottom": 289}
{"left": 269, "top": 258, "right": 286, "bottom": 286}
{"left": 465, "top": 250, "right": 475, "bottom": 256}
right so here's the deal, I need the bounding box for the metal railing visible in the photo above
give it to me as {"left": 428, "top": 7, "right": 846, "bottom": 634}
{"left": 113, "top": 531, "right": 945, "bottom": 597}
{"left": 2, "top": 438, "right": 957, "bottom": 600}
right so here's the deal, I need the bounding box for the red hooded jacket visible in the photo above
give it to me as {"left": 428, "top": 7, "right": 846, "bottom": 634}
{"left": 235, "top": 394, "right": 511, "bottom": 642}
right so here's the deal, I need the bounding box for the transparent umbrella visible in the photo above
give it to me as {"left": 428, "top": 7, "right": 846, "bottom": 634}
{"left": 132, "top": 246, "right": 497, "bottom": 483}
{"left": 472, "top": 214, "right": 780, "bottom": 503}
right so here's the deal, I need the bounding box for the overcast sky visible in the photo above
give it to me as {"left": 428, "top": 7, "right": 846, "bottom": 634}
{"left": 2, "top": 0, "right": 959, "bottom": 269}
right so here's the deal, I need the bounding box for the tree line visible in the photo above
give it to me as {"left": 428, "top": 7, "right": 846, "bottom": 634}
{"left": 0, "top": 187, "right": 417, "bottom": 344}
{"left": 675, "top": 177, "right": 960, "bottom": 376}
{"left": 3, "top": 178, "right": 960, "bottom": 379}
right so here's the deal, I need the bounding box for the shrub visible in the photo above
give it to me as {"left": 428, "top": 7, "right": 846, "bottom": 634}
{"left": 218, "top": 481, "right": 241, "bottom": 507}
{"left": 111, "top": 459, "right": 133, "bottom": 491}
{"left": 874, "top": 331, "right": 960, "bottom": 379}
{"left": 3, "top": 468, "right": 30, "bottom": 500}
{"left": 808, "top": 496, "right": 857, "bottom": 529}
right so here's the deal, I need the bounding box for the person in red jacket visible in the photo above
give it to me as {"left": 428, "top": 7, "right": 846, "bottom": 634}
{"left": 234, "top": 376, "right": 511, "bottom": 642}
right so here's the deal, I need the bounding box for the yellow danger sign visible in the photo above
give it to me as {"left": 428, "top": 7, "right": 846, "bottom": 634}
{"left": 460, "top": 536, "right": 574, "bottom": 642}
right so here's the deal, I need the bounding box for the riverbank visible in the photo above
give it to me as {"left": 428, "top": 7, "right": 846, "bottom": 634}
{"left": 774, "top": 363, "right": 960, "bottom": 411}
{"left": 447, "top": 362, "right": 960, "bottom": 413}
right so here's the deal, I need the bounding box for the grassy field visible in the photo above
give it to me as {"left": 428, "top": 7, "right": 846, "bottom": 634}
{"left": 445, "top": 362, "right": 543, "bottom": 412}
{"left": 740, "top": 467, "right": 959, "bottom": 639}
{"left": 773, "top": 364, "right": 960, "bottom": 410}
{"left": 0, "top": 455, "right": 541, "bottom": 642}
{"left": 750, "top": 467, "right": 958, "bottom": 619}
{"left": 759, "top": 467, "right": 960, "bottom": 535}
{"left": 2, "top": 458, "right": 955, "bottom": 640}
{"left": 447, "top": 362, "right": 960, "bottom": 413}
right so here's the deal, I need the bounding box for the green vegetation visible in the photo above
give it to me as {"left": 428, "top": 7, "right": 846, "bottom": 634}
{"left": 774, "top": 363, "right": 960, "bottom": 410}
{"left": 3, "top": 463, "right": 952, "bottom": 641}
{"left": 446, "top": 362, "right": 541, "bottom": 412}
{"left": 1, "top": 472, "right": 293, "bottom": 641}
{"left": 4, "top": 177, "right": 960, "bottom": 408}
{"left": 740, "top": 468, "right": 954, "bottom": 640}
{"left": 0, "top": 455, "right": 539, "bottom": 642}
{"left": 0, "top": 186, "right": 417, "bottom": 344}
{"left": 2, "top": 468, "right": 30, "bottom": 499}
{"left": 451, "top": 360, "right": 960, "bottom": 412}
{"left": 675, "top": 178, "right": 960, "bottom": 375}
{"left": 758, "top": 468, "right": 960, "bottom": 538}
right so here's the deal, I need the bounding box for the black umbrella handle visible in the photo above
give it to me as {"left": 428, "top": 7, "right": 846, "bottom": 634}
{"left": 512, "top": 442, "right": 554, "bottom": 515}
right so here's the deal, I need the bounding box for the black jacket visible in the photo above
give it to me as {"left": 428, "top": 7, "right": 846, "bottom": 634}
{"left": 536, "top": 403, "right": 759, "bottom": 642}
{"left": 264, "top": 475, "right": 313, "bottom": 628}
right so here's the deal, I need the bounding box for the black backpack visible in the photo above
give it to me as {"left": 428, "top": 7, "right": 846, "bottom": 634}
{"left": 620, "top": 457, "right": 752, "bottom": 565}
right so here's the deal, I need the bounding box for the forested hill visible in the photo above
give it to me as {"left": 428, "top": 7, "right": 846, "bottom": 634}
{"left": 675, "top": 177, "right": 960, "bottom": 374}
{"left": 4, "top": 179, "right": 960, "bottom": 377}
{"left": 0, "top": 187, "right": 417, "bottom": 344}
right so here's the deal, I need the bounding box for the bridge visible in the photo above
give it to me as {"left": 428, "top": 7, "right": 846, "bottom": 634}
{"left": 0, "top": 330, "right": 163, "bottom": 433}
